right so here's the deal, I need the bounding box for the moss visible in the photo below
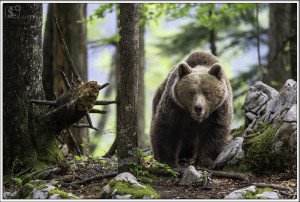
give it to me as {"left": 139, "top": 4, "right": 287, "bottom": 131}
{"left": 48, "top": 189, "right": 80, "bottom": 199}
{"left": 245, "top": 187, "right": 274, "bottom": 199}
{"left": 243, "top": 120, "right": 284, "bottom": 174}
{"left": 231, "top": 125, "right": 245, "bottom": 138}
{"left": 14, "top": 183, "right": 35, "bottom": 199}
{"left": 36, "top": 184, "right": 47, "bottom": 190}
{"left": 107, "top": 180, "right": 159, "bottom": 199}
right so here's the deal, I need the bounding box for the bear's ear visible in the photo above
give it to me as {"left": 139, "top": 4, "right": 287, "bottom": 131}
{"left": 208, "top": 63, "right": 223, "bottom": 79}
{"left": 178, "top": 62, "right": 192, "bottom": 78}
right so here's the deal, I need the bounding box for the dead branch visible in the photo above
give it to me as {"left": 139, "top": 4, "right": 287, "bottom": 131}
{"left": 253, "top": 183, "right": 292, "bottom": 191}
{"left": 54, "top": 16, "right": 83, "bottom": 84}
{"left": 61, "top": 172, "right": 117, "bottom": 186}
{"left": 66, "top": 128, "right": 82, "bottom": 156}
{"left": 95, "top": 100, "right": 118, "bottom": 105}
{"left": 60, "top": 70, "right": 71, "bottom": 90}
{"left": 30, "top": 100, "right": 57, "bottom": 106}
{"left": 99, "top": 83, "right": 109, "bottom": 91}
{"left": 90, "top": 109, "right": 107, "bottom": 114}
{"left": 211, "top": 170, "right": 249, "bottom": 183}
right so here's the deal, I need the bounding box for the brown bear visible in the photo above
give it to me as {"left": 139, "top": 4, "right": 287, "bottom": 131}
{"left": 150, "top": 51, "right": 233, "bottom": 168}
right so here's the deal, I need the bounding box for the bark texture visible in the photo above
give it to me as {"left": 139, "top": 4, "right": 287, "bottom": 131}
{"left": 137, "top": 22, "right": 146, "bottom": 148}
{"left": 54, "top": 3, "right": 88, "bottom": 155}
{"left": 117, "top": 3, "right": 140, "bottom": 173}
{"left": 3, "top": 3, "right": 62, "bottom": 174}
{"left": 290, "top": 3, "right": 297, "bottom": 81}
{"left": 264, "top": 3, "right": 291, "bottom": 89}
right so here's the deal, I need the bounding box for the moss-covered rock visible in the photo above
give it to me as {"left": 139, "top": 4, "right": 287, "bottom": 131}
{"left": 100, "top": 172, "right": 159, "bottom": 199}
{"left": 13, "top": 182, "right": 80, "bottom": 199}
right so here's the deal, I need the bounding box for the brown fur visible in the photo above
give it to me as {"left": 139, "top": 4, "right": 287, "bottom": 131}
{"left": 150, "top": 51, "right": 233, "bottom": 168}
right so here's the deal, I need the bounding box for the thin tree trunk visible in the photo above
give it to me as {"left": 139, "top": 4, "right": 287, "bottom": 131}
{"left": 138, "top": 22, "right": 146, "bottom": 149}
{"left": 43, "top": 3, "right": 54, "bottom": 100}
{"left": 54, "top": 3, "right": 88, "bottom": 155}
{"left": 290, "top": 3, "right": 297, "bottom": 81}
{"left": 264, "top": 3, "right": 291, "bottom": 89}
{"left": 117, "top": 3, "right": 140, "bottom": 173}
{"left": 3, "top": 3, "right": 63, "bottom": 174}
{"left": 208, "top": 9, "right": 217, "bottom": 56}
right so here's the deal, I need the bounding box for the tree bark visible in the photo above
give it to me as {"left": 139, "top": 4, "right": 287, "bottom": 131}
{"left": 290, "top": 3, "right": 297, "bottom": 81}
{"left": 3, "top": 3, "right": 63, "bottom": 174}
{"left": 43, "top": 3, "right": 54, "bottom": 100}
{"left": 54, "top": 3, "right": 88, "bottom": 155}
{"left": 264, "top": 3, "right": 291, "bottom": 89}
{"left": 137, "top": 22, "right": 146, "bottom": 149}
{"left": 117, "top": 3, "right": 140, "bottom": 173}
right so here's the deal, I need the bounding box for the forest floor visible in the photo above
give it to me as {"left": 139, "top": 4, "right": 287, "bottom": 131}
{"left": 5, "top": 156, "right": 297, "bottom": 199}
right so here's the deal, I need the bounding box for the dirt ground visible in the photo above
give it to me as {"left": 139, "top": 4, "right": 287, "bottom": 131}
{"left": 4, "top": 156, "right": 298, "bottom": 200}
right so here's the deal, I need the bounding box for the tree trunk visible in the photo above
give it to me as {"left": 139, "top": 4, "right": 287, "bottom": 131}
{"left": 290, "top": 3, "right": 297, "bottom": 81}
{"left": 43, "top": 3, "right": 54, "bottom": 100}
{"left": 54, "top": 3, "right": 88, "bottom": 155}
{"left": 264, "top": 3, "right": 291, "bottom": 89}
{"left": 137, "top": 22, "right": 146, "bottom": 149}
{"left": 3, "top": 3, "right": 63, "bottom": 175}
{"left": 117, "top": 3, "right": 140, "bottom": 173}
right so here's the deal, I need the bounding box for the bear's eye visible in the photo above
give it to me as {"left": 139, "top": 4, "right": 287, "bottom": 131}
{"left": 189, "top": 91, "right": 195, "bottom": 97}
{"left": 203, "top": 90, "right": 210, "bottom": 97}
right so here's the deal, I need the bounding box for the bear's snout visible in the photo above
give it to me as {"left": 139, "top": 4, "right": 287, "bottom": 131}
{"left": 194, "top": 105, "right": 203, "bottom": 116}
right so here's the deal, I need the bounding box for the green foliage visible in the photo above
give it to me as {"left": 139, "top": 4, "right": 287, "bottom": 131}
{"left": 152, "top": 162, "right": 179, "bottom": 177}
{"left": 12, "top": 178, "right": 22, "bottom": 185}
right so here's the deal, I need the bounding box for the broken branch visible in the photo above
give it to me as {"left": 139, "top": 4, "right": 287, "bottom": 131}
{"left": 54, "top": 16, "right": 83, "bottom": 84}
{"left": 95, "top": 100, "right": 117, "bottom": 105}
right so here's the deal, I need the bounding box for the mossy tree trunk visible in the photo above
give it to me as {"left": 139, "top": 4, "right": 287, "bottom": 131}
{"left": 54, "top": 3, "right": 88, "bottom": 155}
{"left": 117, "top": 3, "right": 140, "bottom": 173}
{"left": 3, "top": 3, "right": 63, "bottom": 175}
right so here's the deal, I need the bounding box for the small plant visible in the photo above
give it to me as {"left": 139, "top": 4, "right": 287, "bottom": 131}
{"left": 12, "top": 178, "right": 22, "bottom": 185}
{"left": 152, "top": 162, "right": 179, "bottom": 177}
{"left": 129, "top": 162, "right": 149, "bottom": 176}
{"left": 107, "top": 162, "right": 117, "bottom": 170}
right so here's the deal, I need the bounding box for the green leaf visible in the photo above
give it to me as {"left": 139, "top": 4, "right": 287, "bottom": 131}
{"left": 13, "top": 178, "right": 22, "bottom": 185}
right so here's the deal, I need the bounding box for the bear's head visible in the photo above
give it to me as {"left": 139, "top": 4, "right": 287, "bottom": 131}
{"left": 173, "top": 62, "right": 228, "bottom": 122}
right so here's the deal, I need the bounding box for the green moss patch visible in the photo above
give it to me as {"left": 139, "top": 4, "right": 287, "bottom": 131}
{"left": 243, "top": 120, "right": 284, "bottom": 174}
{"left": 48, "top": 189, "right": 80, "bottom": 199}
{"left": 231, "top": 125, "right": 245, "bottom": 138}
{"left": 107, "top": 179, "right": 159, "bottom": 199}
{"left": 245, "top": 187, "right": 274, "bottom": 199}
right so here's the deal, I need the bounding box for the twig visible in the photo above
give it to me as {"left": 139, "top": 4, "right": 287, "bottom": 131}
{"left": 61, "top": 172, "right": 117, "bottom": 186}
{"left": 99, "top": 83, "right": 109, "bottom": 91}
{"left": 256, "top": 3, "right": 265, "bottom": 80}
{"left": 66, "top": 128, "right": 82, "bottom": 156}
{"left": 90, "top": 109, "right": 107, "bottom": 114}
{"left": 30, "top": 100, "right": 57, "bottom": 106}
{"left": 95, "top": 100, "right": 118, "bottom": 105}
{"left": 60, "top": 70, "right": 71, "bottom": 90}
{"left": 211, "top": 170, "right": 249, "bottom": 183}
{"left": 253, "top": 183, "right": 292, "bottom": 191}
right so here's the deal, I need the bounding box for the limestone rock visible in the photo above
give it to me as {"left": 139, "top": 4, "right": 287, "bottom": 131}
{"left": 114, "top": 172, "right": 146, "bottom": 189}
{"left": 213, "top": 137, "right": 244, "bottom": 169}
{"left": 256, "top": 191, "right": 280, "bottom": 199}
{"left": 224, "top": 189, "right": 246, "bottom": 199}
{"left": 179, "top": 166, "right": 206, "bottom": 186}
{"left": 244, "top": 81, "right": 278, "bottom": 122}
